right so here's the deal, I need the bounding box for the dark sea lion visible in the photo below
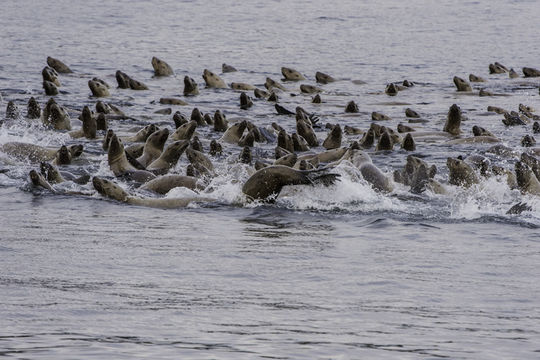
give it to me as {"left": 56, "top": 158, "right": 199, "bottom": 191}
{"left": 479, "top": 88, "right": 494, "bottom": 97}
{"left": 397, "top": 123, "right": 415, "bottom": 133}
{"left": 277, "top": 130, "right": 294, "bottom": 153}
{"left": 274, "top": 153, "right": 297, "bottom": 167}
{"left": 29, "top": 169, "right": 55, "bottom": 191}
{"left": 240, "top": 92, "right": 253, "bottom": 110}
{"left": 447, "top": 157, "right": 479, "bottom": 187}
{"left": 70, "top": 106, "right": 96, "bottom": 139}
{"left": 315, "top": 71, "right": 335, "bottom": 84}
{"left": 190, "top": 136, "right": 203, "bottom": 152}
{"left": 93, "top": 177, "right": 214, "bottom": 208}
{"left": 401, "top": 133, "right": 415, "bottom": 151}
{"left": 300, "top": 84, "right": 322, "bottom": 94}
{"left": 405, "top": 108, "right": 420, "bottom": 118}
{"left": 141, "top": 174, "right": 204, "bottom": 194}
{"left": 502, "top": 112, "right": 526, "bottom": 126}
{"left": 43, "top": 81, "right": 59, "bottom": 96}
{"left": 27, "top": 97, "right": 41, "bottom": 119}
{"left": 359, "top": 128, "right": 375, "bottom": 149}
{"left": 523, "top": 67, "right": 540, "bottom": 78}
{"left": 213, "top": 110, "right": 228, "bottom": 132}
{"left": 453, "top": 76, "right": 472, "bottom": 92}
{"left": 322, "top": 125, "right": 342, "bottom": 150}
{"left": 40, "top": 162, "right": 89, "bottom": 185}
{"left": 202, "top": 69, "right": 227, "bottom": 88}
{"left": 469, "top": 74, "right": 485, "bottom": 82}
{"left": 521, "top": 135, "right": 536, "bottom": 147}
{"left": 115, "top": 70, "right": 131, "bottom": 89}
{"left": 171, "top": 120, "right": 197, "bottom": 141}
{"left": 186, "top": 147, "right": 214, "bottom": 176}
{"left": 376, "top": 131, "right": 394, "bottom": 151}
{"left": 183, "top": 76, "right": 199, "bottom": 96}
{"left": 344, "top": 100, "right": 359, "bottom": 113}
{"left": 209, "top": 139, "right": 222, "bottom": 156}
{"left": 48, "top": 103, "right": 71, "bottom": 130}
{"left": 5, "top": 101, "right": 20, "bottom": 119}
{"left": 203, "top": 113, "right": 213, "bottom": 126}
{"left": 385, "top": 83, "right": 398, "bottom": 96}
{"left": 242, "top": 165, "right": 339, "bottom": 201}
{"left": 472, "top": 125, "right": 494, "bottom": 137}
{"left": 267, "top": 91, "right": 279, "bottom": 102}
{"left": 238, "top": 146, "right": 252, "bottom": 164}
{"left": 108, "top": 134, "right": 138, "bottom": 176}
{"left": 443, "top": 104, "right": 462, "bottom": 135}
{"left": 88, "top": 79, "right": 110, "bottom": 97}
{"left": 312, "top": 94, "right": 322, "bottom": 103}
{"left": 231, "top": 82, "right": 255, "bottom": 91}
{"left": 222, "top": 63, "right": 237, "bottom": 73}
{"left": 281, "top": 67, "right": 305, "bottom": 81}
{"left": 173, "top": 111, "right": 188, "bottom": 128}
{"left": 275, "top": 104, "right": 295, "bottom": 115}
{"left": 47, "top": 56, "right": 72, "bottom": 73}
{"left": 238, "top": 129, "right": 255, "bottom": 147}
{"left": 129, "top": 78, "right": 148, "bottom": 90}
{"left": 151, "top": 56, "right": 173, "bottom": 76}
{"left": 533, "top": 122, "right": 540, "bottom": 134}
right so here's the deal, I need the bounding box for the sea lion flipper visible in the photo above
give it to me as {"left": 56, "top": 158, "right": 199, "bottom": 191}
{"left": 309, "top": 173, "right": 341, "bottom": 187}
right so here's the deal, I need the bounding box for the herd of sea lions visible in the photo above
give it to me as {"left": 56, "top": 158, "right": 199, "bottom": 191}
{"left": 1, "top": 56, "right": 540, "bottom": 213}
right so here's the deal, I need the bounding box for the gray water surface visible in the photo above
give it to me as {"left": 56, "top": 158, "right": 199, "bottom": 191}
{"left": 2, "top": 0, "right": 540, "bottom": 358}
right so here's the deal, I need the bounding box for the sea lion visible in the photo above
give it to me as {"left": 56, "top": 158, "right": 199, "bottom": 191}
{"left": 47, "top": 56, "right": 72, "bottom": 74}
{"left": 315, "top": 71, "right": 335, "bottom": 84}
{"left": 447, "top": 157, "right": 479, "bottom": 187}
{"left": 1, "top": 142, "right": 81, "bottom": 164}
{"left": 186, "top": 147, "right": 214, "bottom": 176}
{"left": 93, "top": 177, "right": 214, "bottom": 208}
{"left": 515, "top": 161, "right": 540, "bottom": 195}
{"left": 277, "top": 130, "right": 294, "bottom": 153}
{"left": 445, "top": 136, "right": 500, "bottom": 145}
{"left": 129, "top": 78, "right": 148, "bottom": 90}
{"left": 267, "top": 91, "right": 279, "bottom": 102}
{"left": 213, "top": 110, "right": 228, "bottom": 132}
{"left": 140, "top": 174, "right": 204, "bottom": 194}
{"left": 202, "top": 69, "right": 227, "bottom": 88}
{"left": 88, "top": 79, "right": 110, "bottom": 97}
{"left": 231, "top": 82, "right": 255, "bottom": 91}
{"left": 222, "top": 63, "right": 237, "bottom": 73}
{"left": 300, "top": 84, "right": 322, "bottom": 94}
{"left": 220, "top": 120, "right": 247, "bottom": 143}
{"left": 264, "top": 77, "right": 287, "bottom": 91}
{"left": 281, "top": 67, "right": 305, "bottom": 81}
{"left": 487, "top": 105, "right": 507, "bottom": 114}
{"left": 469, "top": 74, "right": 485, "bottom": 82}
{"left": 242, "top": 165, "right": 339, "bottom": 201}
{"left": 190, "top": 108, "right": 205, "bottom": 126}
{"left": 322, "top": 125, "right": 342, "bottom": 150}
{"left": 29, "top": 170, "right": 55, "bottom": 192}
{"left": 397, "top": 123, "right": 415, "bottom": 133}
{"left": 502, "top": 112, "right": 526, "bottom": 126}
{"left": 121, "top": 124, "right": 158, "bottom": 143}
{"left": 190, "top": 136, "right": 204, "bottom": 152}
{"left": 489, "top": 63, "right": 507, "bottom": 74}
{"left": 344, "top": 125, "right": 363, "bottom": 135}
{"left": 523, "top": 67, "right": 540, "bottom": 78}
{"left": 183, "top": 76, "right": 199, "bottom": 96}
{"left": 238, "top": 146, "right": 252, "bottom": 164}
{"left": 43, "top": 81, "right": 58, "bottom": 96}
{"left": 521, "top": 135, "right": 536, "bottom": 147}
{"left": 159, "top": 98, "right": 188, "bottom": 106}
{"left": 339, "top": 149, "right": 393, "bottom": 192}
{"left": 479, "top": 88, "right": 494, "bottom": 97}
{"left": 69, "top": 106, "right": 96, "bottom": 139}
{"left": 453, "top": 76, "right": 472, "bottom": 92}
{"left": 292, "top": 133, "right": 310, "bottom": 152}
{"left": 238, "top": 129, "right": 255, "bottom": 147}
{"left": 275, "top": 146, "right": 291, "bottom": 160}
{"left": 40, "top": 162, "right": 89, "bottom": 185}
{"left": 240, "top": 92, "right": 253, "bottom": 110}
{"left": 172, "top": 111, "right": 188, "bottom": 128}
{"left": 296, "top": 119, "right": 318, "bottom": 147}
{"left": 405, "top": 108, "right": 420, "bottom": 118}
{"left": 146, "top": 140, "right": 189, "bottom": 173}
{"left": 359, "top": 128, "right": 375, "bottom": 149}
{"left": 108, "top": 134, "right": 139, "bottom": 176}
{"left": 151, "top": 56, "right": 174, "bottom": 76}
{"left": 171, "top": 120, "right": 197, "bottom": 141}
{"left": 274, "top": 153, "right": 297, "bottom": 167}
{"left": 275, "top": 104, "right": 295, "bottom": 115}
{"left": 47, "top": 103, "right": 71, "bottom": 130}
{"left": 254, "top": 88, "right": 269, "bottom": 99}
{"left": 372, "top": 112, "right": 391, "bottom": 121}
{"left": 508, "top": 68, "right": 519, "bottom": 78}
{"left": 312, "top": 94, "right": 322, "bottom": 103}
{"left": 443, "top": 104, "right": 462, "bottom": 135}
{"left": 394, "top": 155, "right": 437, "bottom": 187}
{"left": 42, "top": 66, "right": 60, "bottom": 87}
{"left": 472, "top": 125, "right": 494, "bottom": 137}
{"left": 534, "top": 122, "right": 540, "bottom": 134}
{"left": 27, "top": 97, "right": 41, "bottom": 119}
{"left": 135, "top": 128, "right": 169, "bottom": 167}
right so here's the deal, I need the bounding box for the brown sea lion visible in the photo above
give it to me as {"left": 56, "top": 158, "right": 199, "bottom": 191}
{"left": 27, "top": 97, "right": 41, "bottom": 119}
{"left": 136, "top": 128, "right": 169, "bottom": 167}
{"left": 315, "top": 71, "right": 335, "bottom": 84}
{"left": 151, "top": 57, "right": 174, "bottom": 76}
{"left": 443, "top": 104, "right": 462, "bottom": 135}
{"left": 281, "top": 67, "right": 305, "bottom": 81}
{"left": 88, "top": 79, "right": 110, "bottom": 97}
{"left": 47, "top": 56, "right": 72, "bottom": 73}
{"left": 322, "top": 125, "right": 342, "bottom": 150}
{"left": 222, "top": 63, "right": 237, "bottom": 73}
{"left": 202, "top": 69, "right": 227, "bottom": 88}
{"left": 140, "top": 174, "right": 204, "bottom": 194}
{"left": 171, "top": 120, "right": 197, "bottom": 141}
{"left": 447, "top": 157, "right": 479, "bottom": 187}
{"left": 183, "top": 76, "right": 199, "bottom": 96}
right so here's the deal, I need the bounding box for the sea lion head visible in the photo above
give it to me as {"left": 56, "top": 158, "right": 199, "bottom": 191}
{"left": 184, "top": 76, "right": 199, "bottom": 96}
{"left": 281, "top": 67, "right": 305, "bottom": 81}
{"left": 92, "top": 177, "right": 128, "bottom": 202}
{"left": 55, "top": 145, "right": 72, "bottom": 165}
{"left": 443, "top": 104, "right": 462, "bottom": 135}
{"left": 453, "top": 76, "right": 472, "bottom": 91}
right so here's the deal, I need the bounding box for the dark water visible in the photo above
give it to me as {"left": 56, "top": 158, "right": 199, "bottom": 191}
{"left": 2, "top": 0, "right": 540, "bottom": 358}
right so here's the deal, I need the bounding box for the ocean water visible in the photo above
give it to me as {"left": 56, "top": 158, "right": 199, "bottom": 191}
{"left": 1, "top": 0, "right": 540, "bottom": 358}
